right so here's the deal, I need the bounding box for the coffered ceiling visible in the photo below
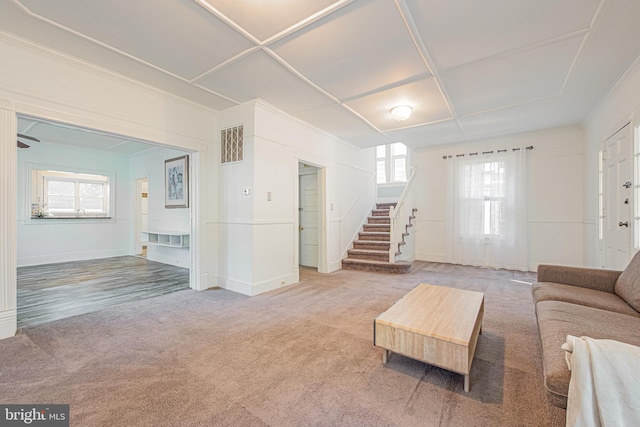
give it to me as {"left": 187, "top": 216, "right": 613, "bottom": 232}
{"left": 2, "top": 0, "right": 640, "bottom": 150}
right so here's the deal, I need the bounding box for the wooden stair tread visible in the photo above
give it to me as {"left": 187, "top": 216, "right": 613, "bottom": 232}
{"left": 353, "top": 241, "right": 391, "bottom": 250}
{"left": 358, "top": 234, "right": 390, "bottom": 241}
{"left": 348, "top": 249, "right": 388, "bottom": 255}
{"left": 343, "top": 258, "right": 409, "bottom": 265}
{"left": 376, "top": 203, "right": 397, "bottom": 209}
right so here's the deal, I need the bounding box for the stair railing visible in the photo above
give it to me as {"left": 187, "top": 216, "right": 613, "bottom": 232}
{"left": 388, "top": 168, "right": 417, "bottom": 263}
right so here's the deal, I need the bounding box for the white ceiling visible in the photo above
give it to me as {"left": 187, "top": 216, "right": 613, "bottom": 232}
{"left": 17, "top": 116, "right": 154, "bottom": 155}
{"left": 2, "top": 0, "right": 640, "bottom": 150}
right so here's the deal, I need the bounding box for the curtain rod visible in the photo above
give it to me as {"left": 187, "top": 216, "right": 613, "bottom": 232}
{"left": 442, "top": 145, "right": 533, "bottom": 160}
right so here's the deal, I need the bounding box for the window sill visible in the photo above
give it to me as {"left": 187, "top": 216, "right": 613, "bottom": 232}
{"left": 25, "top": 216, "right": 115, "bottom": 225}
{"left": 31, "top": 216, "right": 111, "bottom": 219}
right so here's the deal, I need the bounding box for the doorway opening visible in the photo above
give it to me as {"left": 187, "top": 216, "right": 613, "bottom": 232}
{"left": 135, "top": 177, "right": 149, "bottom": 258}
{"left": 14, "top": 115, "right": 195, "bottom": 328}
{"left": 298, "top": 162, "right": 321, "bottom": 270}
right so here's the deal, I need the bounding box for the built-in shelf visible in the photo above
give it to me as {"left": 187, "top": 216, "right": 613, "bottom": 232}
{"left": 141, "top": 231, "right": 190, "bottom": 248}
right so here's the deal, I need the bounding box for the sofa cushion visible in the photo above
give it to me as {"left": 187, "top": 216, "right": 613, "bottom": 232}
{"left": 532, "top": 282, "right": 640, "bottom": 317}
{"left": 615, "top": 251, "right": 640, "bottom": 311}
{"left": 535, "top": 300, "right": 640, "bottom": 408}
{"left": 537, "top": 265, "right": 620, "bottom": 293}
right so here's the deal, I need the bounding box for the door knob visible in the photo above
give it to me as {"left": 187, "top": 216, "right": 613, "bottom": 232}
{"left": 299, "top": 226, "right": 304, "bottom": 231}
{"left": 619, "top": 221, "right": 629, "bottom": 227}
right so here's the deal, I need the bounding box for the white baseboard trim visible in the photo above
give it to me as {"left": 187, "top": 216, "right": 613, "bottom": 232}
{"left": 215, "top": 270, "right": 300, "bottom": 296}
{"left": 327, "top": 260, "right": 342, "bottom": 272}
{"left": 216, "top": 277, "right": 253, "bottom": 296}
{"left": 415, "top": 253, "right": 445, "bottom": 263}
{"left": 195, "top": 272, "right": 209, "bottom": 291}
{"left": 147, "top": 252, "right": 190, "bottom": 269}
{"left": 251, "top": 271, "right": 299, "bottom": 296}
{"left": 0, "top": 308, "right": 16, "bottom": 340}
{"left": 17, "top": 249, "right": 129, "bottom": 267}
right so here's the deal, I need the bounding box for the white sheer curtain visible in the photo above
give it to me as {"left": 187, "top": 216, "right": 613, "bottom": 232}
{"left": 445, "top": 148, "right": 528, "bottom": 271}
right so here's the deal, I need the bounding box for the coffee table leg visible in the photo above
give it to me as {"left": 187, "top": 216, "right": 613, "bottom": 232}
{"left": 383, "top": 349, "right": 390, "bottom": 364}
{"left": 464, "top": 374, "right": 470, "bottom": 392}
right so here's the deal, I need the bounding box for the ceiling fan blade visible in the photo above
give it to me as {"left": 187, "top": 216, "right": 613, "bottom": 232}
{"left": 17, "top": 133, "right": 40, "bottom": 143}
{"left": 17, "top": 141, "right": 30, "bottom": 148}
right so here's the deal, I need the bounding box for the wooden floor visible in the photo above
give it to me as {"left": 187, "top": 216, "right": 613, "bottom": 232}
{"left": 17, "top": 256, "right": 190, "bottom": 328}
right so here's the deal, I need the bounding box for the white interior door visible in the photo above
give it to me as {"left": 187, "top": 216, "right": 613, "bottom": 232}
{"left": 604, "top": 124, "right": 632, "bottom": 270}
{"left": 299, "top": 173, "right": 318, "bottom": 268}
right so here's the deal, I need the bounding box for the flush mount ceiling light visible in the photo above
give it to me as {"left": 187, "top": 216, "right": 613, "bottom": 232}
{"left": 390, "top": 105, "right": 413, "bottom": 122}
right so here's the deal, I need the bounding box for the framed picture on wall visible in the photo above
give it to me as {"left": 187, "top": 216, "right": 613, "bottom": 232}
{"left": 165, "top": 155, "right": 189, "bottom": 208}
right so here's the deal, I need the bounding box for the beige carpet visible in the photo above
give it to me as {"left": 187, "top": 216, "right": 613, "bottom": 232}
{"left": 0, "top": 261, "right": 566, "bottom": 426}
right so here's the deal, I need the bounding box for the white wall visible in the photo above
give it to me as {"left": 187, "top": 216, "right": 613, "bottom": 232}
{"left": 254, "top": 101, "right": 376, "bottom": 276}
{"left": 583, "top": 60, "right": 640, "bottom": 266}
{"left": 215, "top": 100, "right": 375, "bottom": 296}
{"left": 377, "top": 183, "right": 405, "bottom": 202}
{"left": 215, "top": 101, "right": 255, "bottom": 294}
{"left": 0, "top": 34, "right": 215, "bottom": 151}
{"left": 413, "top": 126, "right": 585, "bottom": 271}
{"left": 17, "top": 142, "right": 130, "bottom": 266}
{"left": 129, "top": 146, "right": 191, "bottom": 268}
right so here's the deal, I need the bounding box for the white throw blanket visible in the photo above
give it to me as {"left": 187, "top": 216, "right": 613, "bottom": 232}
{"left": 562, "top": 335, "right": 640, "bottom": 427}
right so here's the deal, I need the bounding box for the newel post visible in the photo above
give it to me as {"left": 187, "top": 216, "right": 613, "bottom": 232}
{"left": 388, "top": 205, "right": 395, "bottom": 263}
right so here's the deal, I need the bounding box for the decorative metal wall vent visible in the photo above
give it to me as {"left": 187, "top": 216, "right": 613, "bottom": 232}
{"left": 221, "top": 125, "right": 243, "bottom": 164}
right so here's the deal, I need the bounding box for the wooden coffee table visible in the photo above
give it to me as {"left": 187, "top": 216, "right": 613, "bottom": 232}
{"left": 374, "top": 283, "right": 484, "bottom": 392}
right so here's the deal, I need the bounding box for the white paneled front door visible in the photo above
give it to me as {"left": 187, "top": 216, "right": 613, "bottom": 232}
{"left": 604, "top": 123, "right": 632, "bottom": 270}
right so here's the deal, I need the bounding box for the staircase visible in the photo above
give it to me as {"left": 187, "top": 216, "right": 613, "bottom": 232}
{"left": 341, "top": 202, "right": 413, "bottom": 274}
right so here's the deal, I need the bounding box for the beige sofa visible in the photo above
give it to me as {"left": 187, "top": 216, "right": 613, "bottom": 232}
{"left": 532, "top": 252, "right": 640, "bottom": 408}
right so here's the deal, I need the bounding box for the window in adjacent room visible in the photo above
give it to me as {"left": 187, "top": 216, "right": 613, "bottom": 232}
{"left": 376, "top": 142, "right": 408, "bottom": 184}
{"left": 30, "top": 168, "right": 112, "bottom": 218}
